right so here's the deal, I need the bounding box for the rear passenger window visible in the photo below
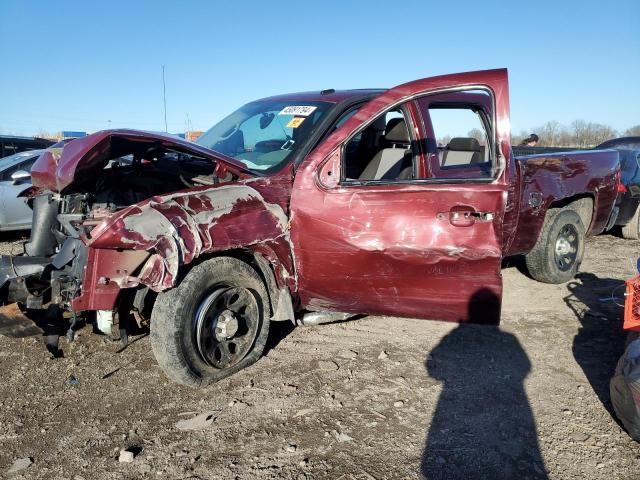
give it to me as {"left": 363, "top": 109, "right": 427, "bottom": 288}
{"left": 341, "top": 106, "right": 417, "bottom": 183}
{"left": 417, "top": 90, "right": 494, "bottom": 180}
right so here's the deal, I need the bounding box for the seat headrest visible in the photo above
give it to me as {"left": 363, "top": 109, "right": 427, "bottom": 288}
{"left": 448, "top": 137, "right": 481, "bottom": 151}
{"left": 385, "top": 118, "right": 409, "bottom": 143}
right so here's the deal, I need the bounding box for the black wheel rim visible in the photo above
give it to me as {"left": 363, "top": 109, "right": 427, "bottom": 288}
{"left": 193, "top": 286, "right": 259, "bottom": 369}
{"left": 554, "top": 224, "right": 579, "bottom": 272}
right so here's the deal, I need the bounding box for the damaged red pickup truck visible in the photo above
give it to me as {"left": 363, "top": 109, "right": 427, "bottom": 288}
{"left": 0, "top": 69, "right": 620, "bottom": 386}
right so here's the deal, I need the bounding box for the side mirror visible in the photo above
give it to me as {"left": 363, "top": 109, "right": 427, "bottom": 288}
{"left": 10, "top": 170, "right": 31, "bottom": 185}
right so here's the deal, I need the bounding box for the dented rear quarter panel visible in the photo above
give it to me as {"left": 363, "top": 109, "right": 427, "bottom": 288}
{"left": 505, "top": 149, "right": 620, "bottom": 256}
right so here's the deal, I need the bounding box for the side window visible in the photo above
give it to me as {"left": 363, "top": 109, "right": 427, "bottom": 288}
{"left": 417, "top": 90, "right": 494, "bottom": 179}
{"left": 342, "top": 106, "right": 416, "bottom": 182}
{"left": 19, "top": 159, "right": 37, "bottom": 172}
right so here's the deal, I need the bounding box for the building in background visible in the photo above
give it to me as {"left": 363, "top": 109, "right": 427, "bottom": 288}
{"left": 58, "top": 131, "right": 87, "bottom": 140}
{"left": 185, "top": 131, "right": 203, "bottom": 142}
{"left": 34, "top": 131, "right": 88, "bottom": 141}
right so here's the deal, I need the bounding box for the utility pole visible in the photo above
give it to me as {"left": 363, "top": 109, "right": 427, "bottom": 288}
{"left": 162, "top": 66, "right": 168, "bottom": 132}
{"left": 186, "top": 113, "right": 193, "bottom": 136}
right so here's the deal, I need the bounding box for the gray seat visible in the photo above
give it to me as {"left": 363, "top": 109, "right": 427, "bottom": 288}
{"left": 359, "top": 118, "right": 413, "bottom": 180}
{"left": 441, "top": 137, "right": 482, "bottom": 166}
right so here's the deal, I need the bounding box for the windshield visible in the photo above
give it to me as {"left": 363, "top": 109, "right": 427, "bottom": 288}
{"left": 196, "top": 100, "right": 331, "bottom": 172}
{"left": 0, "top": 150, "right": 42, "bottom": 170}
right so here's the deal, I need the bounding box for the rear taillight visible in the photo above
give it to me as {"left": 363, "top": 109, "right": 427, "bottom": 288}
{"left": 615, "top": 169, "right": 626, "bottom": 193}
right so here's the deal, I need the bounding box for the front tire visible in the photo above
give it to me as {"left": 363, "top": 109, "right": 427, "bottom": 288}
{"left": 150, "top": 257, "right": 270, "bottom": 387}
{"left": 525, "top": 209, "right": 585, "bottom": 284}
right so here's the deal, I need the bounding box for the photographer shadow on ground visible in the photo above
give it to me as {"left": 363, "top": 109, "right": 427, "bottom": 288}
{"left": 421, "top": 288, "right": 548, "bottom": 480}
{"left": 564, "top": 272, "right": 626, "bottom": 415}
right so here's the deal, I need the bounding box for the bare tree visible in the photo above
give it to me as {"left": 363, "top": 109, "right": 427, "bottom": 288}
{"left": 513, "top": 120, "right": 618, "bottom": 148}
{"left": 589, "top": 123, "right": 618, "bottom": 145}
{"left": 511, "top": 130, "right": 530, "bottom": 147}
{"left": 571, "top": 120, "right": 617, "bottom": 147}
{"left": 625, "top": 125, "right": 640, "bottom": 137}
{"left": 467, "top": 128, "right": 485, "bottom": 144}
{"left": 535, "top": 121, "right": 566, "bottom": 147}
{"left": 35, "top": 129, "right": 57, "bottom": 140}
{"left": 437, "top": 135, "right": 452, "bottom": 147}
{"left": 571, "top": 120, "right": 590, "bottom": 148}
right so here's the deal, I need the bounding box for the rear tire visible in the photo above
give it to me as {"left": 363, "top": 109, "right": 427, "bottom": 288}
{"left": 621, "top": 206, "right": 640, "bottom": 240}
{"left": 525, "top": 209, "right": 585, "bottom": 284}
{"left": 150, "top": 257, "right": 270, "bottom": 387}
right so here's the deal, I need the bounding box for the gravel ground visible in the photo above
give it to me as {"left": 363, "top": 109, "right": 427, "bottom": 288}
{"left": 0, "top": 232, "right": 638, "bottom": 479}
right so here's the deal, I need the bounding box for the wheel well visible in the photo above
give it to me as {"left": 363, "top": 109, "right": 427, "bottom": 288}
{"left": 188, "top": 249, "right": 293, "bottom": 322}
{"left": 113, "top": 248, "right": 293, "bottom": 325}
{"left": 548, "top": 195, "right": 594, "bottom": 232}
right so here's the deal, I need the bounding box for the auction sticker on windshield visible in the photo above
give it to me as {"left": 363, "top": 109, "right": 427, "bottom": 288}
{"left": 286, "top": 117, "right": 305, "bottom": 128}
{"left": 279, "top": 106, "right": 317, "bottom": 116}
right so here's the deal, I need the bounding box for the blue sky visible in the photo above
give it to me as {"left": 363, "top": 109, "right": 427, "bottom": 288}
{"left": 1, "top": 0, "right": 638, "bottom": 137}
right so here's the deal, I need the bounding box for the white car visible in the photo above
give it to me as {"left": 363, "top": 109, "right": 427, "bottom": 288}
{"left": 0, "top": 149, "right": 43, "bottom": 231}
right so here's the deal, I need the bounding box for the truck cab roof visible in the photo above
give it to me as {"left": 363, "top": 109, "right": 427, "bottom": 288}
{"left": 255, "top": 89, "right": 385, "bottom": 105}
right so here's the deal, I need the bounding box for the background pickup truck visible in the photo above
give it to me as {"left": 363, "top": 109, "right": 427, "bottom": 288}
{"left": 0, "top": 69, "right": 620, "bottom": 386}
{"left": 596, "top": 137, "right": 640, "bottom": 239}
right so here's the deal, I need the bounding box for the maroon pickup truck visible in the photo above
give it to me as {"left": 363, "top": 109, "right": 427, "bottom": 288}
{"left": 0, "top": 69, "right": 620, "bottom": 386}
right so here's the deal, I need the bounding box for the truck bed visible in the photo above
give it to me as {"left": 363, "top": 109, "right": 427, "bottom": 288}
{"left": 505, "top": 149, "right": 620, "bottom": 257}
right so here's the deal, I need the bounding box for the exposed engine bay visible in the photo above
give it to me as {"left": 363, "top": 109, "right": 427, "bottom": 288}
{"left": 70, "top": 149, "right": 223, "bottom": 200}
{"left": 0, "top": 142, "right": 236, "bottom": 350}
{"left": 41, "top": 148, "right": 227, "bottom": 242}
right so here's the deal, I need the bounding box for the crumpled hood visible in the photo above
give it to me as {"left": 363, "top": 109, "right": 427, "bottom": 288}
{"left": 30, "top": 129, "right": 253, "bottom": 193}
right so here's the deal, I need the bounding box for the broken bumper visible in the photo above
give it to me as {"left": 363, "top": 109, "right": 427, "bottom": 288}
{"left": 0, "top": 255, "right": 50, "bottom": 306}
{"left": 0, "top": 238, "right": 88, "bottom": 309}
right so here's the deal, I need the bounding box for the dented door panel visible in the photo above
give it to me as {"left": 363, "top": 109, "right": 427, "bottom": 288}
{"left": 291, "top": 69, "right": 510, "bottom": 322}
{"left": 291, "top": 182, "right": 507, "bottom": 321}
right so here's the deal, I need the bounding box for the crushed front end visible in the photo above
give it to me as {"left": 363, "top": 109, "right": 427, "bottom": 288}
{"left": 0, "top": 187, "right": 157, "bottom": 348}
{"left": 0, "top": 129, "right": 263, "bottom": 352}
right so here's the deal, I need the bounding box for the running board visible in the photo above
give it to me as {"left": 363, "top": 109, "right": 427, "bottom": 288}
{"left": 297, "top": 311, "right": 354, "bottom": 326}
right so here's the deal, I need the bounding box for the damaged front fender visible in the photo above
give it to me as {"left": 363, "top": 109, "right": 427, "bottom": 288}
{"left": 85, "top": 183, "right": 291, "bottom": 293}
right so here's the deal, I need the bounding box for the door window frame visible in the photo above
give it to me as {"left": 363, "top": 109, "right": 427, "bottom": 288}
{"left": 418, "top": 94, "right": 495, "bottom": 180}
{"left": 413, "top": 86, "right": 501, "bottom": 184}
{"left": 334, "top": 85, "right": 502, "bottom": 188}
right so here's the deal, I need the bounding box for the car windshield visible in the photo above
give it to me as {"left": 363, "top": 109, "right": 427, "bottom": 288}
{"left": 196, "top": 100, "right": 332, "bottom": 172}
{"left": 0, "top": 150, "right": 41, "bottom": 171}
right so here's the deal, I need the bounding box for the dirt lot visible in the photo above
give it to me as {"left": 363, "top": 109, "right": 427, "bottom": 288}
{"left": 0, "top": 232, "right": 638, "bottom": 479}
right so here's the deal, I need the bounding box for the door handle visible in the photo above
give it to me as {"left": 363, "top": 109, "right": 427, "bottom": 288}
{"left": 439, "top": 208, "right": 494, "bottom": 227}
{"left": 467, "top": 211, "right": 494, "bottom": 221}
